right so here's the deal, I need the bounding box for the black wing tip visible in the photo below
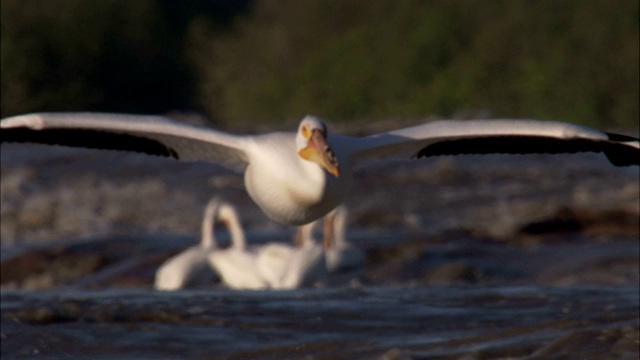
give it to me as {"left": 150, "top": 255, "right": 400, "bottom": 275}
{"left": 1, "top": 127, "right": 180, "bottom": 159}
{"left": 605, "top": 132, "right": 639, "bottom": 143}
{"left": 604, "top": 154, "right": 639, "bottom": 166}
{"left": 413, "top": 134, "right": 640, "bottom": 167}
{"left": 604, "top": 132, "right": 640, "bottom": 166}
{"left": 603, "top": 146, "right": 639, "bottom": 166}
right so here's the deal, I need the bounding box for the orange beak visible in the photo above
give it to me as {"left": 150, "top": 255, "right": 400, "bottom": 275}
{"left": 298, "top": 129, "right": 340, "bottom": 177}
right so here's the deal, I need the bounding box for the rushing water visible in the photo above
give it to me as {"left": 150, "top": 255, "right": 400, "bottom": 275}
{"left": 2, "top": 285, "right": 638, "bottom": 359}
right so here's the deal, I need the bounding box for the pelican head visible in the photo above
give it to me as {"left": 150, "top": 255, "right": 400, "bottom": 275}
{"left": 217, "top": 201, "right": 246, "bottom": 248}
{"left": 296, "top": 115, "right": 340, "bottom": 177}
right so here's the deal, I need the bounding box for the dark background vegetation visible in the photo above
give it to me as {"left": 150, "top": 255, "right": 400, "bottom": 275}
{"left": 1, "top": 0, "right": 638, "bottom": 130}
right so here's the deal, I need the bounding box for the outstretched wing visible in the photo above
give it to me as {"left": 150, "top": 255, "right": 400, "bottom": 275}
{"left": 344, "top": 119, "right": 639, "bottom": 167}
{"left": 0, "top": 112, "right": 251, "bottom": 171}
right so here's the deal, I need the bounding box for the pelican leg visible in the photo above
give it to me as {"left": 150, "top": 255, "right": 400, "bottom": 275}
{"left": 323, "top": 209, "right": 337, "bottom": 250}
{"left": 294, "top": 226, "right": 304, "bottom": 247}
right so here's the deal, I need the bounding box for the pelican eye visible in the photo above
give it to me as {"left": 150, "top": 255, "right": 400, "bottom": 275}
{"left": 301, "top": 124, "right": 311, "bottom": 139}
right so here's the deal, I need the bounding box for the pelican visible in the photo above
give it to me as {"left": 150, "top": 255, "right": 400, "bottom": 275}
{"left": 1, "top": 112, "right": 638, "bottom": 225}
{"left": 323, "top": 205, "right": 365, "bottom": 273}
{"left": 255, "top": 241, "right": 297, "bottom": 288}
{"left": 257, "top": 218, "right": 328, "bottom": 289}
{"left": 257, "top": 208, "right": 359, "bottom": 288}
{"left": 203, "top": 200, "right": 269, "bottom": 290}
{"left": 154, "top": 196, "right": 221, "bottom": 290}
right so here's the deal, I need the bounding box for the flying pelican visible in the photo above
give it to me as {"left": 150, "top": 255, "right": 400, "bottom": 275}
{"left": 1, "top": 113, "right": 638, "bottom": 225}
{"left": 154, "top": 196, "right": 221, "bottom": 290}
{"left": 323, "top": 205, "right": 365, "bottom": 273}
{"left": 205, "top": 200, "right": 269, "bottom": 290}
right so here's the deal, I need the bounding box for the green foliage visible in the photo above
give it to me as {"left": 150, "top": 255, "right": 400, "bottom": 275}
{"left": 2, "top": 0, "right": 638, "bottom": 130}
{"left": 0, "top": 0, "right": 249, "bottom": 118}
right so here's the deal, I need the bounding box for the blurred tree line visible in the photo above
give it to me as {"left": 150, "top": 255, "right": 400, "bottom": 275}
{"left": 1, "top": 0, "right": 638, "bottom": 129}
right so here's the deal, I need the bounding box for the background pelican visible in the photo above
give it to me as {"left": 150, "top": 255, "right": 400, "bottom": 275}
{"left": 154, "top": 196, "right": 221, "bottom": 290}
{"left": 323, "top": 205, "right": 365, "bottom": 273}
{"left": 271, "top": 219, "right": 328, "bottom": 289}
{"left": 1, "top": 113, "right": 638, "bottom": 226}
{"left": 206, "top": 200, "right": 268, "bottom": 290}
{"left": 256, "top": 218, "right": 326, "bottom": 289}
{"left": 256, "top": 241, "right": 298, "bottom": 289}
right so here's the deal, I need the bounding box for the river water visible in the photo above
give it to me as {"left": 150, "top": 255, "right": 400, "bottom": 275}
{"left": 2, "top": 285, "right": 638, "bottom": 359}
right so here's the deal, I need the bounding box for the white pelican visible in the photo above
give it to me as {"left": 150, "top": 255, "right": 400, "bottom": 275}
{"left": 205, "top": 200, "right": 269, "bottom": 290}
{"left": 154, "top": 196, "right": 222, "bottom": 290}
{"left": 323, "top": 205, "right": 365, "bottom": 273}
{"left": 1, "top": 113, "right": 638, "bottom": 225}
{"left": 255, "top": 241, "right": 297, "bottom": 288}
{"left": 257, "top": 218, "right": 328, "bottom": 289}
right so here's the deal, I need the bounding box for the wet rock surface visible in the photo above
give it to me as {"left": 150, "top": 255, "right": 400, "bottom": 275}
{"left": 1, "top": 141, "right": 639, "bottom": 358}
{"left": 2, "top": 287, "right": 638, "bottom": 359}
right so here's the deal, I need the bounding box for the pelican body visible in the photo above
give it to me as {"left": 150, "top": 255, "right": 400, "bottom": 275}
{"left": 243, "top": 130, "right": 352, "bottom": 224}
{"left": 256, "top": 217, "right": 328, "bottom": 289}
{"left": 154, "top": 196, "right": 222, "bottom": 290}
{"left": 1, "top": 113, "right": 638, "bottom": 225}
{"left": 204, "top": 199, "right": 268, "bottom": 290}
{"left": 154, "top": 247, "right": 216, "bottom": 291}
